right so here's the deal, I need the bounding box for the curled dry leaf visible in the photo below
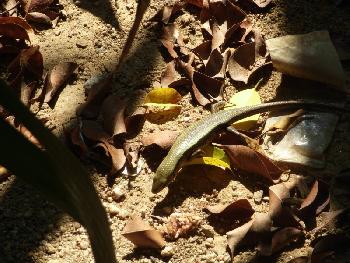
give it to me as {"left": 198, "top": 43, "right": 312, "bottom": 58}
{"left": 122, "top": 215, "right": 166, "bottom": 249}
{"left": 258, "top": 227, "right": 303, "bottom": 256}
{"left": 20, "top": 81, "right": 37, "bottom": 106}
{"left": 26, "top": 12, "right": 52, "bottom": 26}
{"left": 77, "top": 73, "right": 113, "bottom": 119}
{"left": 299, "top": 180, "right": 329, "bottom": 219}
{"left": 43, "top": 62, "right": 77, "bottom": 103}
{"left": 164, "top": 213, "right": 201, "bottom": 240}
{"left": 266, "top": 31, "right": 346, "bottom": 88}
{"left": 227, "top": 212, "right": 272, "bottom": 257}
{"left": 101, "top": 95, "right": 127, "bottom": 140}
{"left": 311, "top": 234, "right": 349, "bottom": 263}
{"left": 205, "top": 199, "right": 254, "bottom": 221}
{"left": 227, "top": 40, "right": 268, "bottom": 84}
{"left": 141, "top": 130, "right": 179, "bottom": 150}
{"left": 125, "top": 106, "right": 146, "bottom": 137}
{"left": 81, "top": 120, "right": 126, "bottom": 174}
{"left": 160, "top": 24, "right": 187, "bottom": 58}
{"left": 0, "top": 16, "right": 34, "bottom": 41}
{"left": 330, "top": 169, "right": 350, "bottom": 210}
{"left": 191, "top": 70, "right": 223, "bottom": 106}
{"left": 222, "top": 145, "right": 283, "bottom": 183}
{"left": 8, "top": 45, "right": 43, "bottom": 83}
{"left": 224, "top": 87, "right": 261, "bottom": 130}
{"left": 269, "top": 183, "right": 301, "bottom": 227}
{"left": 265, "top": 109, "right": 306, "bottom": 136}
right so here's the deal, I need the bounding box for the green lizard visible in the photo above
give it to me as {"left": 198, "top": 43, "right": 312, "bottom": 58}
{"left": 151, "top": 100, "right": 344, "bottom": 193}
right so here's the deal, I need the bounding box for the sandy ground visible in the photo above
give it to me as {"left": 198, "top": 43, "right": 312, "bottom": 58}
{"left": 1, "top": 0, "right": 350, "bottom": 262}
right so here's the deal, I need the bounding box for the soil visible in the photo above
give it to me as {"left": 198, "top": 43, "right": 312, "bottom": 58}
{"left": 1, "top": 0, "right": 350, "bottom": 263}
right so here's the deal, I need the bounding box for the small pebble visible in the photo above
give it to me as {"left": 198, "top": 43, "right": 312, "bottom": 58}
{"left": 253, "top": 190, "right": 263, "bottom": 204}
{"left": 111, "top": 186, "right": 125, "bottom": 202}
{"left": 201, "top": 224, "right": 215, "bottom": 238}
{"left": 161, "top": 245, "right": 175, "bottom": 257}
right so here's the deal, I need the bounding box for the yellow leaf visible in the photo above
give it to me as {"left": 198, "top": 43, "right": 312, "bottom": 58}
{"left": 144, "top": 87, "right": 182, "bottom": 104}
{"left": 183, "top": 146, "right": 231, "bottom": 170}
{"left": 144, "top": 102, "right": 181, "bottom": 123}
{"left": 224, "top": 87, "right": 261, "bottom": 130}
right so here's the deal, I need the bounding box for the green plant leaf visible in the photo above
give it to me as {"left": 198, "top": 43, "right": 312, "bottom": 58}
{"left": 0, "top": 79, "right": 116, "bottom": 263}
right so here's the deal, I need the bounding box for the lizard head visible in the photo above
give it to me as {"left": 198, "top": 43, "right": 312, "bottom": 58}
{"left": 151, "top": 159, "right": 178, "bottom": 193}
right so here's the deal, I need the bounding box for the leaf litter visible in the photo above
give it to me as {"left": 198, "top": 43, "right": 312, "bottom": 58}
{"left": 1, "top": 0, "right": 350, "bottom": 262}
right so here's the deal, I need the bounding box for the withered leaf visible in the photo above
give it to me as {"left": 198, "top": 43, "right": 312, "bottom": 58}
{"left": 258, "top": 227, "right": 303, "bottom": 256}
{"left": 141, "top": 131, "right": 179, "bottom": 150}
{"left": 122, "top": 215, "right": 166, "bottom": 249}
{"left": 101, "top": 95, "right": 127, "bottom": 139}
{"left": 311, "top": 234, "right": 349, "bottom": 263}
{"left": 81, "top": 120, "right": 110, "bottom": 142}
{"left": 77, "top": 73, "right": 113, "bottom": 119}
{"left": 227, "top": 41, "right": 267, "bottom": 84}
{"left": 222, "top": 145, "right": 283, "bottom": 183}
{"left": 227, "top": 213, "right": 272, "bottom": 257}
{"left": 96, "top": 141, "right": 126, "bottom": 174}
{"left": 299, "top": 180, "right": 329, "bottom": 219}
{"left": 69, "top": 124, "right": 89, "bottom": 156}
{"left": 192, "top": 70, "right": 223, "bottom": 106}
{"left": 125, "top": 106, "right": 146, "bottom": 137}
{"left": 269, "top": 183, "right": 301, "bottom": 227}
{"left": 160, "top": 24, "right": 187, "bottom": 58}
{"left": 20, "top": 81, "right": 37, "bottom": 106}
{"left": 0, "top": 16, "right": 34, "bottom": 41}
{"left": 43, "top": 62, "right": 77, "bottom": 103}
{"left": 205, "top": 199, "right": 254, "bottom": 221}
{"left": 26, "top": 12, "right": 52, "bottom": 26}
{"left": 266, "top": 31, "right": 346, "bottom": 88}
{"left": 8, "top": 45, "right": 43, "bottom": 82}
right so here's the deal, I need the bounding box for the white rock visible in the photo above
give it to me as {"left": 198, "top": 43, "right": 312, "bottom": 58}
{"left": 161, "top": 245, "right": 174, "bottom": 257}
{"left": 111, "top": 186, "right": 125, "bottom": 202}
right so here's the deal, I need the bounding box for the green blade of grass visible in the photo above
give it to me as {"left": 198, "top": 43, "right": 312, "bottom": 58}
{"left": 0, "top": 79, "right": 116, "bottom": 263}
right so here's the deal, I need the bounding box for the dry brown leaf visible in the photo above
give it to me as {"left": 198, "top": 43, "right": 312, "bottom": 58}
{"left": 26, "top": 12, "right": 52, "bottom": 25}
{"left": 227, "top": 40, "right": 267, "bottom": 84}
{"left": 81, "top": 120, "right": 110, "bottom": 142}
{"left": 299, "top": 180, "right": 329, "bottom": 220}
{"left": 20, "top": 81, "right": 37, "bottom": 106}
{"left": 26, "top": 0, "right": 55, "bottom": 12}
{"left": 227, "top": 212, "right": 272, "bottom": 257}
{"left": 96, "top": 142, "right": 126, "bottom": 174}
{"left": 222, "top": 145, "right": 283, "bottom": 183}
{"left": 0, "top": 16, "right": 34, "bottom": 41}
{"left": 205, "top": 199, "right": 254, "bottom": 221}
{"left": 68, "top": 124, "right": 89, "bottom": 156}
{"left": 8, "top": 45, "right": 43, "bottom": 83}
{"left": 204, "top": 48, "right": 231, "bottom": 78}
{"left": 266, "top": 31, "right": 346, "bottom": 88}
{"left": 258, "top": 227, "right": 303, "bottom": 256}
{"left": 265, "top": 109, "right": 306, "bottom": 136}
{"left": 141, "top": 131, "right": 179, "bottom": 150}
{"left": 269, "top": 183, "right": 301, "bottom": 227}
{"left": 43, "top": 62, "right": 77, "bottom": 103}
{"left": 311, "top": 234, "right": 349, "bottom": 263}
{"left": 191, "top": 70, "right": 223, "bottom": 106}
{"left": 160, "top": 24, "right": 187, "bottom": 58}
{"left": 125, "top": 106, "right": 146, "bottom": 137}
{"left": 122, "top": 215, "right": 166, "bottom": 249}
{"left": 101, "top": 95, "right": 127, "bottom": 139}
{"left": 77, "top": 73, "right": 113, "bottom": 119}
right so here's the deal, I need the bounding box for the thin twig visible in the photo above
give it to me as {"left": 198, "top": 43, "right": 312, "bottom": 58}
{"left": 113, "top": 0, "right": 151, "bottom": 73}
